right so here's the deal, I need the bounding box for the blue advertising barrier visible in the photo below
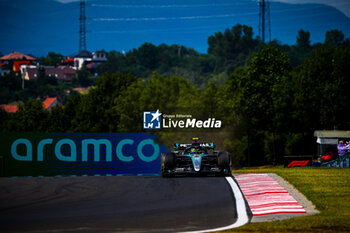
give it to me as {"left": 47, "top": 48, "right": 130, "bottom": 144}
{"left": 0, "top": 133, "right": 170, "bottom": 177}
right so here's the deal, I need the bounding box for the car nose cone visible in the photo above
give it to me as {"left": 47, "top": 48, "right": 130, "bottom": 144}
{"left": 192, "top": 155, "right": 202, "bottom": 172}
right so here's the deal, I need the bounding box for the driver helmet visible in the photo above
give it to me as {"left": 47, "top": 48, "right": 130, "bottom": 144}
{"left": 191, "top": 148, "right": 200, "bottom": 154}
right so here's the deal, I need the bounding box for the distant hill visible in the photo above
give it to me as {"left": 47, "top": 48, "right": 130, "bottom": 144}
{"left": 1, "top": 0, "right": 350, "bottom": 56}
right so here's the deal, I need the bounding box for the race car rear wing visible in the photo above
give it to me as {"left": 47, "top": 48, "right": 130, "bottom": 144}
{"left": 174, "top": 142, "right": 216, "bottom": 150}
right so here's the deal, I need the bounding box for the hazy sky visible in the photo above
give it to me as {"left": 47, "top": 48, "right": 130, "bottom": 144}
{"left": 2, "top": 0, "right": 347, "bottom": 55}
{"left": 56, "top": 0, "right": 350, "bottom": 17}
{"left": 270, "top": 0, "right": 350, "bottom": 17}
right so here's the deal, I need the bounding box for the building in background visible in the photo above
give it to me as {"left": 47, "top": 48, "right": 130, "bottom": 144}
{"left": 42, "top": 97, "right": 58, "bottom": 110}
{"left": 0, "top": 51, "right": 36, "bottom": 72}
{"left": 21, "top": 66, "right": 76, "bottom": 81}
{"left": 314, "top": 130, "right": 350, "bottom": 156}
{"left": 73, "top": 50, "right": 107, "bottom": 73}
{"left": 0, "top": 104, "right": 18, "bottom": 113}
{"left": 0, "top": 63, "right": 10, "bottom": 76}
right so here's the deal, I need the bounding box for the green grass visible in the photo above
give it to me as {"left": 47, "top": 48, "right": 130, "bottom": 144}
{"left": 221, "top": 166, "right": 350, "bottom": 233}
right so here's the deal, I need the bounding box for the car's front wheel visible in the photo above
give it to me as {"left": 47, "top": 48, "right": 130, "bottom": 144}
{"left": 218, "top": 151, "right": 232, "bottom": 176}
{"left": 161, "top": 152, "right": 176, "bottom": 177}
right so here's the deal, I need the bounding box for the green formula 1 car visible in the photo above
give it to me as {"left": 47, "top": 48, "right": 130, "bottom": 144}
{"left": 161, "top": 138, "right": 232, "bottom": 177}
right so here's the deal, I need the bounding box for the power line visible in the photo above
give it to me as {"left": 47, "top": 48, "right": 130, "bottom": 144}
{"left": 91, "top": 2, "right": 255, "bottom": 9}
{"left": 92, "top": 12, "right": 258, "bottom": 22}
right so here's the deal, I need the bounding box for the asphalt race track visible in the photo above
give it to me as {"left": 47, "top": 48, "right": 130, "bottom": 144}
{"left": 0, "top": 176, "right": 252, "bottom": 233}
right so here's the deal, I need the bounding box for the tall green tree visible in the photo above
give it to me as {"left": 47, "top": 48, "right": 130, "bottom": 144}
{"left": 40, "top": 52, "right": 64, "bottom": 66}
{"left": 325, "top": 30, "right": 345, "bottom": 46}
{"left": 208, "top": 24, "right": 261, "bottom": 73}
{"left": 226, "top": 45, "right": 290, "bottom": 165}
{"left": 13, "top": 100, "right": 48, "bottom": 131}
{"left": 69, "top": 72, "right": 137, "bottom": 132}
{"left": 297, "top": 29, "right": 311, "bottom": 50}
{"left": 292, "top": 45, "right": 350, "bottom": 130}
{"left": 45, "top": 105, "right": 68, "bottom": 132}
{"left": 139, "top": 72, "right": 200, "bottom": 114}
{"left": 77, "top": 66, "right": 91, "bottom": 87}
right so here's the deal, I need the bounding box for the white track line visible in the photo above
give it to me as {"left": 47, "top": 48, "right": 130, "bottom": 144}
{"left": 182, "top": 176, "right": 249, "bottom": 233}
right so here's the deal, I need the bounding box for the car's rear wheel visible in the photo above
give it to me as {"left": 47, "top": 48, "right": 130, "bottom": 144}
{"left": 218, "top": 151, "right": 231, "bottom": 176}
{"left": 161, "top": 152, "right": 176, "bottom": 177}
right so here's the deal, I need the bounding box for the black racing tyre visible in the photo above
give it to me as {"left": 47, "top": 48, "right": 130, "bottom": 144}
{"left": 218, "top": 151, "right": 231, "bottom": 176}
{"left": 161, "top": 152, "right": 176, "bottom": 177}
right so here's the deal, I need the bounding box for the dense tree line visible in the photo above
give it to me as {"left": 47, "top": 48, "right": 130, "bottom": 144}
{"left": 2, "top": 24, "right": 346, "bottom": 101}
{"left": 96, "top": 25, "right": 349, "bottom": 89}
{"left": 95, "top": 24, "right": 265, "bottom": 88}
{"left": 1, "top": 25, "right": 349, "bottom": 166}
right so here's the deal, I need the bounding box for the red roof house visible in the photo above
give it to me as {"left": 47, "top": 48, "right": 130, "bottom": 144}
{"left": 0, "top": 51, "right": 36, "bottom": 61}
{"left": 43, "top": 97, "right": 58, "bottom": 110}
{"left": 0, "top": 104, "right": 18, "bottom": 113}
{"left": 0, "top": 51, "right": 36, "bottom": 72}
